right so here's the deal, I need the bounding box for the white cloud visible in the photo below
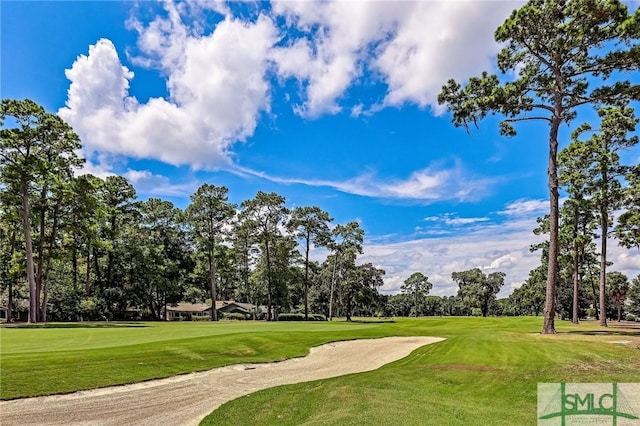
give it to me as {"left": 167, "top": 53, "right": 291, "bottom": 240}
{"left": 363, "top": 215, "right": 544, "bottom": 297}
{"left": 424, "top": 214, "right": 490, "bottom": 226}
{"left": 59, "top": 2, "right": 277, "bottom": 171}
{"left": 375, "top": 1, "right": 522, "bottom": 111}
{"left": 369, "top": 204, "right": 640, "bottom": 297}
{"left": 123, "top": 169, "right": 198, "bottom": 197}
{"left": 271, "top": 0, "right": 401, "bottom": 117}
{"left": 75, "top": 160, "right": 115, "bottom": 180}
{"left": 350, "top": 103, "right": 364, "bottom": 118}
{"left": 235, "top": 160, "right": 495, "bottom": 202}
{"left": 271, "top": 0, "right": 523, "bottom": 116}
{"left": 499, "top": 198, "right": 549, "bottom": 217}
{"left": 59, "top": 1, "right": 525, "bottom": 172}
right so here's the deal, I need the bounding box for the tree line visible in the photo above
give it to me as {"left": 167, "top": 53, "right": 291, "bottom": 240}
{"left": 387, "top": 268, "right": 640, "bottom": 322}
{"left": 1, "top": 99, "right": 388, "bottom": 322}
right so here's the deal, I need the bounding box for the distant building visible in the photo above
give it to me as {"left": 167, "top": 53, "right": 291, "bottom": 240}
{"left": 0, "top": 300, "right": 29, "bottom": 322}
{"left": 166, "top": 303, "right": 212, "bottom": 321}
{"left": 165, "top": 301, "right": 266, "bottom": 320}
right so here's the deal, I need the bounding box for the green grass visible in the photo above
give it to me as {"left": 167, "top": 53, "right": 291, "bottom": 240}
{"left": 200, "top": 317, "right": 640, "bottom": 426}
{"left": 2, "top": 317, "right": 638, "bottom": 426}
{"left": 1, "top": 319, "right": 403, "bottom": 399}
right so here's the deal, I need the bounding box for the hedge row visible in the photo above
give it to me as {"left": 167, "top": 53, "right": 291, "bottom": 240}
{"left": 277, "top": 313, "right": 326, "bottom": 321}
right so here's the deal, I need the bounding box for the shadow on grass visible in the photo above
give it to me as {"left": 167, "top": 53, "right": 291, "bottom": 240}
{"left": 562, "top": 330, "right": 640, "bottom": 337}
{"left": 2, "top": 322, "right": 148, "bottom": 329}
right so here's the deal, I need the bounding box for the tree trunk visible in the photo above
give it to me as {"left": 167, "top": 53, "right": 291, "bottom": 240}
{"left": 42, "top": 267, "right": 50, "bottom": 323}
{"left": 22, "top": 189, "right": 38, "bottom": 323}
{"left": 93, "top": 250, "right": 101, "bottom": 289}
{"left": 242, "top": 242, "right": 254, "bottom": 319}
{"left": 329, "top": 253, "right": 339, "bottom": 321}
{"left": 589, "top": 273, "right": 599, "bottom": 319}
{"left": 164, "top": 289, "right": 168, "bottom": 322}
{"left": 210, "top": 245, "right": 218, "bottom": 321}
{"left": 304, "top": 233, "right": 310, "bottom": 321}
{"left": 265, "top": 239, "right": 272, "bottom": 321}
{"left": 7, "top": 280, "right": 13, "bottom": 322}
{"left": 72, "top": 237, "right": 78, "bottom": 292}
{"left": 7, "top": 230, "right": 16, "bottom": 322}
{"left": 599, "top": 201, "right": 608, "bottom": 327}
{"left": 106, "top": 214, "right": 116, "bottom": 289}
{"left": 41, "top": 203, "right": 59, "bottom": 322}
{"left": 35, "top": 189, "right": 47, "bottom": 322}
{"left": 572, "top": 206, "right": 579, "bottom": 324}
{"left": 542, "top": 117, "right": 560, "bottom": 334}
{"left": 85, "top": 244, "right": 92, "bottom": 295}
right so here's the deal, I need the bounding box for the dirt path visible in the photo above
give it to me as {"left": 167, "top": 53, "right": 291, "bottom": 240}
{"left": 1, "top": 336, "right": 444, "bottom": 426}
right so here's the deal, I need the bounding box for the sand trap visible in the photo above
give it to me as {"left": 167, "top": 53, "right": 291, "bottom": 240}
{"left": 0, "top": 336, "right": 444, "bottom": 426}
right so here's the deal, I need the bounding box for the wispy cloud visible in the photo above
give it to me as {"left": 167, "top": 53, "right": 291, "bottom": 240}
{"left": 424, "top": 214, "right": 490, "bottom": 226}
{"left": 498, "top": 198, "right": 548, "bottom": 217}
{"left": 233, "top": 160, "right": 496, "bottom": 203}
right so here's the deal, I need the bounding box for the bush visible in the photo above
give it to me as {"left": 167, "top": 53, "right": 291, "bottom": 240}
{"left": 192, "top": 316, "right": 211, "bottom": 321}
{"left": 625, "top": 313, "right": 637, "bottom": 322}
{"left": 277, "top": 313, "right": 306, "bottom": 321}
{"left": 586, "top": 307, "right": 596, "bottom": 319}
{"left": 277, "top": 313, "right": 326, "bottom": 321}
{"left": 223, "top": 313, "right": 249, "bottom": 321}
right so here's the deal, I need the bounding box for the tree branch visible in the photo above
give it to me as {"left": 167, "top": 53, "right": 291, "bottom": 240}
{"left": 504, "top": 116, "right": 552, "bottom": 123}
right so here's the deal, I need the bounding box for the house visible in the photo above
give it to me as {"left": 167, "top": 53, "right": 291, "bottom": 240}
{"left": 218, "top": 301, "right": 262, "bottom": 319}
{"left": 166, "top": 303, "right": 212, "bottom": 321}
{"left": 166, "top": 301, "right": 265, "bottom": 320}
{"left": 0, "top": 300, "right": 29, "bottom": 322}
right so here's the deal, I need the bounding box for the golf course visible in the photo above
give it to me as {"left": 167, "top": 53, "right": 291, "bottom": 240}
{"left": 1, "top": 317, "right": 638, "bottom": 425}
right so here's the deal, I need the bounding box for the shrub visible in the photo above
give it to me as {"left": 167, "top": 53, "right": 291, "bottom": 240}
{"left": 192, "top": 316, "right": 211, "bottom": 321}
{"left": 625, "top": 313, "right": 637, "bottom": 322}
{"left": 277, "top": 313, "right": 306, "bottom": 321}
{"left": 277, "top": 313, "right": 326, "bottom": 321}
{"left": 223, "top": 313, "right": 249, "bottom": 321}
{"left": 586, "top": 307, "right": 596, "bottom": 319}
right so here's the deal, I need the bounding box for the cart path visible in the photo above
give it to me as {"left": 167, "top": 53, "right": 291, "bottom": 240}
{"left": 1, "top": 336, "right": 445, "bottom": 426}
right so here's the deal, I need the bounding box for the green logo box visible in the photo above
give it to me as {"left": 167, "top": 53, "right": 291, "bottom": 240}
{"left": 538, "top": 383, "right": 640, "bottom": 425}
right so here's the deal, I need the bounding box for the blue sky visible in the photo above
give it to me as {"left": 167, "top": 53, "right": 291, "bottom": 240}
{"left": 2, "top": 1, "right": 639, "bottom": 296}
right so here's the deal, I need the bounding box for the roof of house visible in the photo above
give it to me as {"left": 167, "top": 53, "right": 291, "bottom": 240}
{"left": 218, "top": 301, "right": 257, "bottom": 314}
{"left": 167, "top": 301, "right": 239, "bottom": 312}
{"left": 166, "top": 303, "right": 211, "bottom": 313}
{"left": 215, "top": 300, "right": 235, "bottom": 309}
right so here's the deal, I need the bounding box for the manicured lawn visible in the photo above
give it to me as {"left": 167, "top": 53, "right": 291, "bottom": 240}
{"left": 2, "top": 317, "right": 638, "bottom": 426}
{"left": 1, "top": 320, "right": 386, "bottom": 399}
{"left": 201, "top": 318, "right": 640, "bottom": 426}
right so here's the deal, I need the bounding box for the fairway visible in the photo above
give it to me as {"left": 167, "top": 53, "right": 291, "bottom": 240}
{"left": 1, "top": 317, "right": 639, "bottom": 425}
{"left": 0, "top": 336, "right": 443, "bottom": 425}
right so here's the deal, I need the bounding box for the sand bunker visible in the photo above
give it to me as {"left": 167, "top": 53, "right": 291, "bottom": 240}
{"left": 0, "top": 336, "right": 444, "bottom": 426}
